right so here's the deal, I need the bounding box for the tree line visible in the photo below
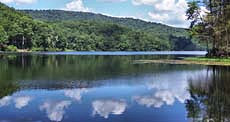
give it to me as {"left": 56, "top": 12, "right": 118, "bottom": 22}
{"left": 0, "top": 2, "right": 202, "bottom": 52}
{"left": 186, "top": 0, "right": 230, "bottom": 57}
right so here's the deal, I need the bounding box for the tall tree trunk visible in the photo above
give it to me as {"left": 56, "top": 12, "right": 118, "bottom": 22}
{"left": 22, "top": 36, "right": 25, "bottom": 49}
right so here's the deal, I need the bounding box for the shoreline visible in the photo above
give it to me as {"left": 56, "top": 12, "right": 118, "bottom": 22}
{"left": 0, "top": 51, "right": 207, "bottom": 56}
{"left": 1, "top": 51, "right": 229, "bottom": 66}
{"left": 134, "top": 57, "right": 230, "bottom": 66}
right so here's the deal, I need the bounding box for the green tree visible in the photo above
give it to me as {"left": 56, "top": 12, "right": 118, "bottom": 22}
{"left": 0, "top": 25, "right": 8, "bottom": 50}
{"left": 186, "top": 0, "right": 230, "bottom": 57}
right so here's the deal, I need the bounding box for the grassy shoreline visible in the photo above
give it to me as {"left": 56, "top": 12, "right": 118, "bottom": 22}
{"left": 134, "top": 57, "right": 230, "bottom": 66}
{"left": 184, "top": 57, "right": 230, "bottom": 62}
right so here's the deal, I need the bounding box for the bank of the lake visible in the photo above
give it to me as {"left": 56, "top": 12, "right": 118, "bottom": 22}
{"left": 134, "top": 57, "right": 230, "bottom": 66}
{"left": 0, "top": 51, "right": 207, "bottom": 56}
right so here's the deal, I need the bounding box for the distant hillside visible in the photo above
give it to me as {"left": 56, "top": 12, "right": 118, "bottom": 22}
{"left": 21, "top": 10, "right": 203, "bottom": 51}
{"left": 21, "top": 10, "right": 186, "bottom": 35}
{"left": 0, "top": 2, "right": 203, "bottom": 52}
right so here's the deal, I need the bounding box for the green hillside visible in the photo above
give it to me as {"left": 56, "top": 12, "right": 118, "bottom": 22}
{"left": 22, "top": 10, "right": 203, "bottom": 51}
{"left": 21, "top": 10, "right": 188, "bottom": 37}
{"left": 0, "top": 2, "right": 203, "bottom": 51}
{"left": 21, "top": 10, "right": 179, "bottom": 30}
{"left": 0, "top": 3, "right": 57, "bottom": 51}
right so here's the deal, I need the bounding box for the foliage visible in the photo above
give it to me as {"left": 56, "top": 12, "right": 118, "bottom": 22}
{"left": 0, "top": 2, "right": 56, "bottom": 51}
{"left": 21, "top": 10, "right": 186, "bottom": 34}
{"left": 186, "top": 0, "right": 230, "bottom": 57}
{"left": 0, "top": 2, "right": 202, "bottom": 51}
{"left": 22, "top": 10, "right": 203, "bottom": 51}
{"left": 0, "top": 25, "right": 8, "bottom": 49}
{"left": 5, "top": 45, "right": 18, "bottom": 52}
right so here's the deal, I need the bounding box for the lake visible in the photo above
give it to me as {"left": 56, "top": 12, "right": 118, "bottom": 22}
{"left": 0, "top": 51, "right": 229, "bottom": 122}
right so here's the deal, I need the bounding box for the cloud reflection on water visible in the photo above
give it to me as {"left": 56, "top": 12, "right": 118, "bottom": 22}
{"left": 134, "top": 90, "right": 177, "bottom": 108}
{"left": 40, "top": 100, "right": 71, "bottom": 122}
{"left": 64, "top": 88, "right": 88, "bottom": 102}
{"left": 92, "top": 99, "right": 127, "bottom": 118}
{"left": 0, "top": 69, "right": 209, "bottom": 121}
{"left": 134, "top": 71, "right": 206, "bottom": 108}
{"left": 0, "top": 96, "right": 11, "bottom": 107}
{"left": 14, "top": 96, "right": 32, "bottom": 109}
{"left": 0, "top": 95, "right": 32, "bottom": 109}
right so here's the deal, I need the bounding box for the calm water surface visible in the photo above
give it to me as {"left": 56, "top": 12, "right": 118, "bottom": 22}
{"left": 0, "top": 51, "right": 229, "bottom": 122}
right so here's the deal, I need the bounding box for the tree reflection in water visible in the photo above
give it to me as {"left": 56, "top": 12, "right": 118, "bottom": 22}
{"left": 0, "top": 81, "right": 18, "bottom": 99}
{"left": 186, "top": 66, "right": 230, "bottom": 122}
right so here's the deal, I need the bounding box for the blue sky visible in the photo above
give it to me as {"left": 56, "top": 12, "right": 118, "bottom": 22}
{"left": 0, "top": 0, "right": 191, "bottom": 28}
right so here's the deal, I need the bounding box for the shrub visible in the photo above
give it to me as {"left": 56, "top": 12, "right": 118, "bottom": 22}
{"left": 5, "top": 45, "right": 18, "bottom": 52}
{"left": 30, "top": 47, "right": 44, "bottom": 52}
{"left": 47, "top": 48, "right": 60, "bottom": 52}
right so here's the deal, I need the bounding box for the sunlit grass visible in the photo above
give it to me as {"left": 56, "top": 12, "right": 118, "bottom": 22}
{"left": 185, "top": 57, "right": 230, "bottom": 62}
{"left": 134, "top": 57, "right": 230, "bottom": 66}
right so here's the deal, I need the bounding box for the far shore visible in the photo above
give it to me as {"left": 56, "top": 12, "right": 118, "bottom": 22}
{"left": 0, "top": 51, "right": 208, "bottom": 56}
{"left": 1, "top": 51, "right": 229, "bottom": 66}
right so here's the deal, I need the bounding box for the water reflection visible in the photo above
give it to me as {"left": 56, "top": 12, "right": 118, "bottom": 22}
{"left": 0, "top": 81, "right": 19, "bottom": 99}
{"left": 133, "top": 71, "right": 203, "bottom": 109}
{"left": 40, "top": 100, "right": 72, "bottom": 121}
{"left": 0, "top": 95, "right": 32, "bottom": 109}
{"left": 0, "top": 96, "right": 11, "bottom": 107}
{"left": 0, "top": 53, "right": 229, "bottom": 121}
{"left": 185, "top": 66, "right": 230, "bottom": 122}
{"left": 64, "top": 88, "right": 89, "bottom": 102}
{"left": 14, "top": 96, "right": 32, "bottom": 109}
{"left": 0, "top": 54, "right": 203, "bottom": 90}
{"left": 92, "top": 99, "right": 127, "bottom": 118}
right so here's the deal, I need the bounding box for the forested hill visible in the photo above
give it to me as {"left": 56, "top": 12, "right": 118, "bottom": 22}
{"left": 21, "top": 10, "right": 185, "bottom": 35}
{"left": 0, "top": 2, "right": 202, "bottom": 51}
{"left": 0, "top": 3, "right": 57, "bottom": 51}
{"left": 22, "top": 10, "right": 203, "bottom": 51}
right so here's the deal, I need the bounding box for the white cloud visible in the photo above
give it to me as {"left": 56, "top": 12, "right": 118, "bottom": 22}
{"left": 14, "top": 96, "right": 32, "bottom": 109}
{"left": 99, "top": 12, "right": 150, "bottom": 22}
{"left": 15, "top": 0, "right": 36, "bottom": 4}
{"left": 97, "top": 0, "right": 127, "bottom": 3}
{"left": 64, "top": 0, "right": 89, "bottom": 12}
{"left": 200, "top": 6, "right": 209, "bottom": 17}
{"left": 132, "top": 0, "right": 187, "bottom": 11}
{"left": 0, "top": 0, "right": 13, "bottom": 3}
{"left": 40, "top": 100, "right": 71, "bottom": 122}
{"left": 0, "top": 0, "right": 37, "bottom": 4}
{"left": 92, "top": 99, "right": 127, "bottom": 118}
{"left": 148, "top": 12, "right": 168, "bottom": 22}
{"left": 132, "top": 0, "right": 190, "bottom": 27}
{"left": 64, "top": 88, "right": 88, "bottom": 102}
{"left": 132, "top": 0, "right": 158, "bottom": 6}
